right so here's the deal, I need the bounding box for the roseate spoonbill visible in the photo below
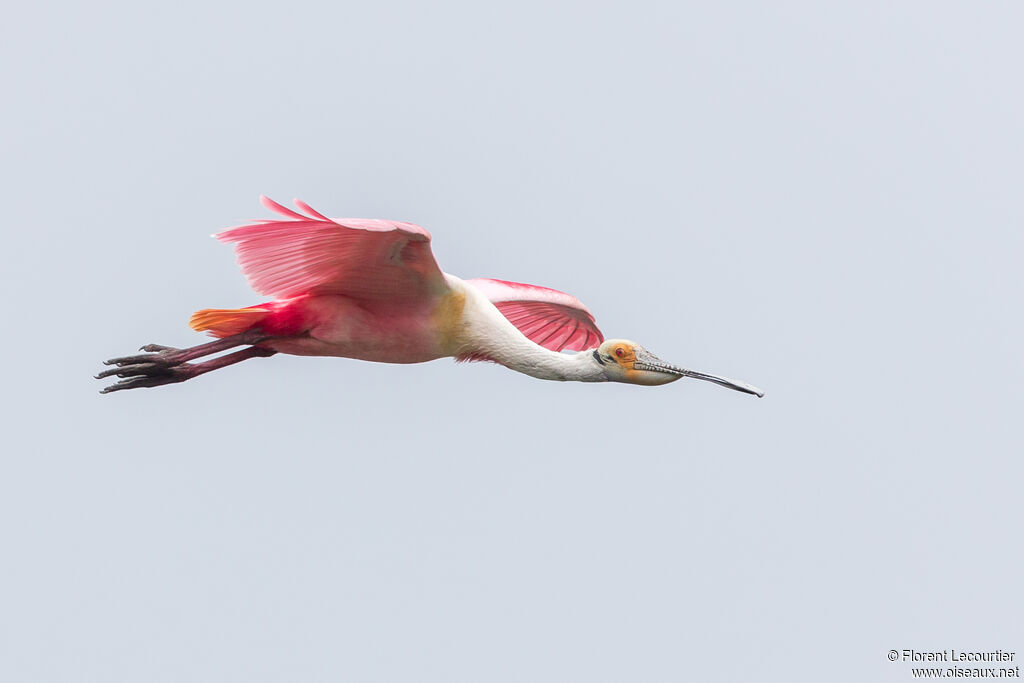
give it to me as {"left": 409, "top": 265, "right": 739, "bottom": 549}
{"left": 97, "top": 197, "right": 763, "bottom": 397}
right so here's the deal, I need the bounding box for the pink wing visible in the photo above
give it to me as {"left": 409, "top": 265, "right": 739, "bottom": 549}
{"left": 467, "top": 278, "right": 605, "bottom": 352}
{"left": 216, "top": 196, "right": 447, "bottom": 302}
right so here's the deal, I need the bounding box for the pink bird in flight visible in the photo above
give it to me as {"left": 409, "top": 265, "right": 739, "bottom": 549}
{"left": 98, "top": 197, "right": 763, "bottom": 397}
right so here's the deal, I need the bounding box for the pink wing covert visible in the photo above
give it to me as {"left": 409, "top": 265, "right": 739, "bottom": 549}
{"left": 216, "top": 196, "right": 447, "bottom": 302}
{"left": 468, "top": 278, "right": 605, "bottom": 352}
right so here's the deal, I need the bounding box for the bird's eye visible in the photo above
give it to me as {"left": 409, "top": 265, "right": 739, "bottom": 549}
{"left": 615, "top": 347, "right": 625, "bottom": 358}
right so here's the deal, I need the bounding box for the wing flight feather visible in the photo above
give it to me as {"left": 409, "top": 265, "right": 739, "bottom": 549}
{"left": 216, "top": 196, "right": 447, "bottom": 303}
{"left": 467, "top": 278, "right": 605, "bottom": 352}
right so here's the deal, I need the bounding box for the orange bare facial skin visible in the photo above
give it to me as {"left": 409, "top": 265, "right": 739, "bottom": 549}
{"left": 610, "top": 343, "right": 637, "bottom": 369}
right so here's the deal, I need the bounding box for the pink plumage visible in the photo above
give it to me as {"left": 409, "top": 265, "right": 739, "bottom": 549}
{"left": 467, "top": 278, "right": 603, "bottom": 352}
{"left": 216, "top": 195, "right": 444, "bottom": 302}
{"left": 214, "top": 198, "right": 605, "bottom": 351}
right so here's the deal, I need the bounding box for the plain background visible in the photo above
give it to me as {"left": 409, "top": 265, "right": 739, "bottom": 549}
{"left": 2, "top": 1, "right": 1021, "bottom": 681}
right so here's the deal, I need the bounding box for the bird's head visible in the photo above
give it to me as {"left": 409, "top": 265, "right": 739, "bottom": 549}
{"left": 592, "top": 339, "right": 764, "bottom": 396}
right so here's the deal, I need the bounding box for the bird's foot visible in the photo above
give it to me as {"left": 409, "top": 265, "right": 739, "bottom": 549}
{"left": 97, "top": 340, "right": 276, "bottom": 393}
{"left": 97, "top": 332, "right": 274, "bottom": 393}
{"left": 139, "top": 343, "right": 178, "bottom": 353}
{"left": 98, "top": 361, "right": 199, "bottom": 394}
{"left": 96, "top": 346, "right": 200, "bottom": 393}
{"left": 102, "top": 344, "right": 185, "bottom": 368}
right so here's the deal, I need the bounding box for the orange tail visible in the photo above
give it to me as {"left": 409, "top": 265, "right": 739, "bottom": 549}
{"left": 189, "top": 307, "right": 270, "bottom": 338}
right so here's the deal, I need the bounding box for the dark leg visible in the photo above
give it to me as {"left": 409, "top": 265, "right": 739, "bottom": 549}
{"left": 102, "top": 329, "right": 268, "bottom": 368}
{"left": 98, "top": 345, "right": 277, "bottom": 394}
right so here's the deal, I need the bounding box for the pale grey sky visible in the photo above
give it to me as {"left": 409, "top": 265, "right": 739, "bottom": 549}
{"left": 1, "top": 1, "right": 1022, "bottom": 681}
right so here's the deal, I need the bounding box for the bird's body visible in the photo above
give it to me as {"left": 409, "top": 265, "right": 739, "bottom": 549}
{"left": 203, "top": 291, "right": 459, "bottom": 364}
{"left": 207, "top": 277, "right": 599, "bottom": 381}
{"left": 99, "top": 197, "right": 762, "bottom": 396}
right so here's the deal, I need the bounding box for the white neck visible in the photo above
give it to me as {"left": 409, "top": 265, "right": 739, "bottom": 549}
{"left": 489, "top": 335, "right": 606, "bottom": 382}
{"left": 447, "top": 275, "right": 607, "bottom": 383}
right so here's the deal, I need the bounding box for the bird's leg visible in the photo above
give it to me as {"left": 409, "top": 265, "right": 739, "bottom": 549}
{"left": 102, "top": 330, "right": 267, "bottom": 368}
{"left": 98, "top": 345, "right": 277, "bottom": 394}
{"left": 98, "top": 330, "right": 275, "bottom": 393}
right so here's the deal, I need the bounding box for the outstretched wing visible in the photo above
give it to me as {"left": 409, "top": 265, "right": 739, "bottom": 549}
{"left": 467, "top": 278, "right": 604, "bottom": 352}
{"left": 216, "top": 196, "right": 447, "bottom": 302}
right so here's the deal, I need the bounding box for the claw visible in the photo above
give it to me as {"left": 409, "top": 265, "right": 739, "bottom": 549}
{"left": 99, "top": 369, "right": 193, "bottom": 394}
